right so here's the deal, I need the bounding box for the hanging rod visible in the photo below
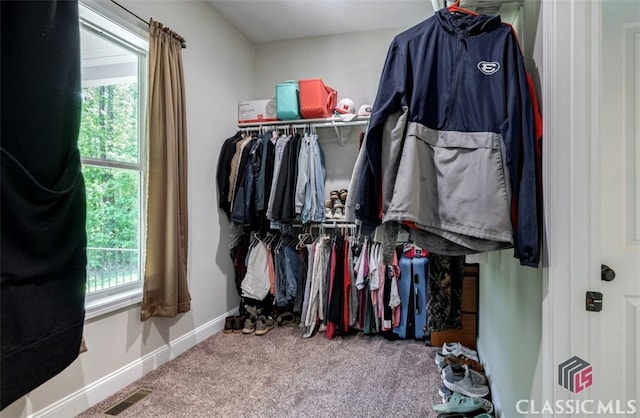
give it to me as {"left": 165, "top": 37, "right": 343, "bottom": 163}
{"left": 238, "top": 116, "right": 369, "bottom": 146}
{"left": 312, "top": 222, "right": 358, "bottom": 229}
{"left": 110, "top": 0, "right": 187, "bottom": 48}
{"left": 237, "top": 116, "right": 369, "bottom": 128}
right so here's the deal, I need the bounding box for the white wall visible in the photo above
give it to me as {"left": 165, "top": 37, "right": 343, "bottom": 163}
{"left": 254, "top": 29, "right": 401, "bottom": 194}
{"left": 0, "top": 2, "right": 254, "bottom": 417}
{"left": 475, "top": 1, "right": 545, "bottom": 417}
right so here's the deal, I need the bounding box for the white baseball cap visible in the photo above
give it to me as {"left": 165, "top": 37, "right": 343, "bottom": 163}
{"left": 357, "top": 104, "right": 372, "bottom": 116}
{"left": 335, "top": 98, "right": 355, "bottom": 114}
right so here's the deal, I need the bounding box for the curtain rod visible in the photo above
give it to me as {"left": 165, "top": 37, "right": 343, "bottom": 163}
{"left": 109, "top": 0, "right": 187, "bottom": 49}
{"left": 110, "top": 0, "right": 148, "bottom": 27}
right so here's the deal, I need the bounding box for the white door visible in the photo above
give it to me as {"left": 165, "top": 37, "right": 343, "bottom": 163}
{"left": 598, "top": 0, "right": 640, "bottom": 411}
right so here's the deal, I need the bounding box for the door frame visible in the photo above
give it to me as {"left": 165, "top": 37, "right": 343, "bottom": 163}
{"left": 541, "top": 0, "right": 603, "bottom": 410}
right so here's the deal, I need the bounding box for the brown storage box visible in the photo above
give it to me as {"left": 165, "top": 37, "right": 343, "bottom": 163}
{"left": 430, "top": 313, "right": 477, "bottom": 350}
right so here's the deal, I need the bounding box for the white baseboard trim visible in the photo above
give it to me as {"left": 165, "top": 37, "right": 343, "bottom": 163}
{"left": 32, "top": 307, "right": 239, "bottom": 418}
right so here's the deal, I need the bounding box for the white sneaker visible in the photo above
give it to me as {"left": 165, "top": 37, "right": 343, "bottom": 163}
{"left": 435, "top": 351, "right": 450, "bottom": 370}
{"left": 324, "top": 207, "right": 334, "bottom": 220}
{"left": 442, "top": 342, "right": 479, "bottom": 361}
{"left": 442, "top": 366, "right": 490, "bottom": 398}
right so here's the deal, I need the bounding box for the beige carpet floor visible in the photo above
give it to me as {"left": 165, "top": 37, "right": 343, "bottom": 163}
{"left": 76, "top": 323, "right": 443, "bottom": 418}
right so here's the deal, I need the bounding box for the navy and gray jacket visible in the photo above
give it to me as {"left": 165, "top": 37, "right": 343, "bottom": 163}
{"left": 346, "top": 9, "right": 539, "bottom": 267}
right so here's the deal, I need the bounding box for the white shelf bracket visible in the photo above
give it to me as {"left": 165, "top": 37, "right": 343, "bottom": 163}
{"left": 331, "top": 121, "right": 345, "bottom": 146}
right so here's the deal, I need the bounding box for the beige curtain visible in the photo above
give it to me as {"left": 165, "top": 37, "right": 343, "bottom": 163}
{"left": 140, "top": 19, "right": 190, "bottom": 321}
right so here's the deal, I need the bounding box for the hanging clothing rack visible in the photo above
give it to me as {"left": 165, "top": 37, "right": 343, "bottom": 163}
{"left": 238, "top": 116, "right": 369, "bottom": 146}
{"left": 314, "top": 222, "right": 358, "bottom": 229}
{"left": 110, "top": 0, "right": 187, "bottom": 48}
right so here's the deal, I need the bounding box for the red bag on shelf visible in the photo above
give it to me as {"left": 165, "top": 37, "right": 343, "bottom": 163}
{"left": 299, "top": 78, "right": 337, "bottom": 119}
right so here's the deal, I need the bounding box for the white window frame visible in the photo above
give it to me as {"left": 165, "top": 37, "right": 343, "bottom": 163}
{"left": 79, "top": 3, "right": 148, "bottom": 320}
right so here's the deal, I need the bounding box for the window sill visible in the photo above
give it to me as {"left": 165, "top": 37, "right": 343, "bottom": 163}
{"left": 85, "top": 287, "right": 143, "bottom": 321}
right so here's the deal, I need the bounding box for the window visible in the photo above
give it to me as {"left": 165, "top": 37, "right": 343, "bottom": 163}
{"left": 79, "top": 4, "right": 148, "bottom": 318}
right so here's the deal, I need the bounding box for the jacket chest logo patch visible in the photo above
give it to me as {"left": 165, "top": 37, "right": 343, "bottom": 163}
{"left": 477, "top": 61, "right": 501, "bottom": 75}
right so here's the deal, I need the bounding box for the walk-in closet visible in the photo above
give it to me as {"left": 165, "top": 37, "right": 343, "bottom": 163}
{"left": 3, "top": 0, "right": 639, "bottom": 417}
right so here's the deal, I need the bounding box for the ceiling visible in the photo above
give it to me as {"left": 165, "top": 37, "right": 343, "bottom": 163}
{"left": 205, "top": 0, "right": 524, "bottom": 43}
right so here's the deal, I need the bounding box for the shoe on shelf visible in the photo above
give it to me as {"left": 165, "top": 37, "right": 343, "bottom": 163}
{"left": 254, "top": 314, "right": 276, "bottom": 335}
{"left": 433, "top": 392, "right": 493, "bottom": 414}
{"left": 442, "top": 342, "right": 479, "bottom": 361}
{"left": 339, "top": 189, "right": 348, "bottom": 204}
{"left": 442, "top": 366, "right": 490, "bottom": 398}
{"left": 223, "top": 316, "right": 234, "bottom": 334}
{"left": 242, "top": 314, "right": 257, "bottom": 334}
{"left": 232, "top": 315, "right": 245, "bottom": 333}
{"left": 333, "top": 207, "right": 345, "bottom": 219}
{"left": 325, "top": 207, "right": 334, "bottom": 219}
{"left": 441, "top": 364, "right": 487, "bottom": 386}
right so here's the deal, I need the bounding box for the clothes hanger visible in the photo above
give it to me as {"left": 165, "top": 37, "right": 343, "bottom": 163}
{"left": 448, "top": 0, "right": 478, "bottom": 16}
{"left": 297, "top": 225, "right": 314, "bottom": 249}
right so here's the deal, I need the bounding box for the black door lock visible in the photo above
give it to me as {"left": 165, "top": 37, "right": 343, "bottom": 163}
{"left": 586, "top": 291, "right": 603, "bottom": 312}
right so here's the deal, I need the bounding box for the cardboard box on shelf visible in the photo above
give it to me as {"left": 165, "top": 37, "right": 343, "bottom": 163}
{"left": 238, "top": 99, "right": 277, "bottom": 123}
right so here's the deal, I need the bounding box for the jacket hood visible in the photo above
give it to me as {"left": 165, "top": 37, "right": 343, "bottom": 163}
{"left": 435, "top": 8, "right": 502, "bottom": 36}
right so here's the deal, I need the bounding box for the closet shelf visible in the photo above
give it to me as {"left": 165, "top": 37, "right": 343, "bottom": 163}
{"left": 238, "top": 116, "right": 369, "bottom": 146}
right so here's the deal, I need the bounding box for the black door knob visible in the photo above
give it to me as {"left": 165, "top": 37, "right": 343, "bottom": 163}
{"left": 601, "top": 264, "right": 616, "bottom": 281}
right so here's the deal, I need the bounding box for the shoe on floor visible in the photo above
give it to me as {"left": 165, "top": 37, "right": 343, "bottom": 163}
{"left": 242, "top": 314, "right": 258, "bottom": 334}
{"left": 445, "top": 355, "right": 485, "bottom": 374}
{"left": 443, "top": 365, "right": 490, "bottom": 398}
{"left": 441, "top": 364, "right": 487, "bottom": 386}
{"left": 442, "top": 342, "right": 479, "bottom": 361}
{"left": 254, "top": 315, "right": 275, "bottom": 335}
{"left": 439, "top": 384, "right": 453, "bottom": 403}
{"left": 437, "top": 351, "right": 479, "bottom": 370}
{"left": 232, "top": 315, "right": 245, "bottom": 333}
{"left": 276, "top": 312, "right": 295, "bottom": 326}
{"left": 223, "top": 315, "right": 234, "bottom": 334}
{"left": 436, "top": 412, "right": 484, "bottom": 418}
{"left": 433, "top": 392, "right": 493, "bottom": 414}
{"left": 436, "top": 411, "right": 488, "bottom": 418}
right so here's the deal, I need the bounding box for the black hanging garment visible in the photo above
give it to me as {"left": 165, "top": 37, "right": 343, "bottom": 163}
{"left": 217, "top": 132, "right": 243, "bottom": 217}
{"left": 1, "top": 0, "right": 87, "bottom": 409}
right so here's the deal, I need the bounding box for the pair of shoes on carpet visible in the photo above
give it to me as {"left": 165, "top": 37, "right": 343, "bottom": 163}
{"left": 242, "top": 314, "right": 275, "bottom": 335}
{"left": 255, "top": 315, "right": 276, "bottom": 335}
{"left": 224, "top": 315, "right": 246, "bottom": 334}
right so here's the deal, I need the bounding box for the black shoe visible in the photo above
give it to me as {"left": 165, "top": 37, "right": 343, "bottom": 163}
{"left": 232, "top": 315, "right": 246, "bottom": 333}
{"left": 223, "top": 316, "right": 234, "bottom": 334}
